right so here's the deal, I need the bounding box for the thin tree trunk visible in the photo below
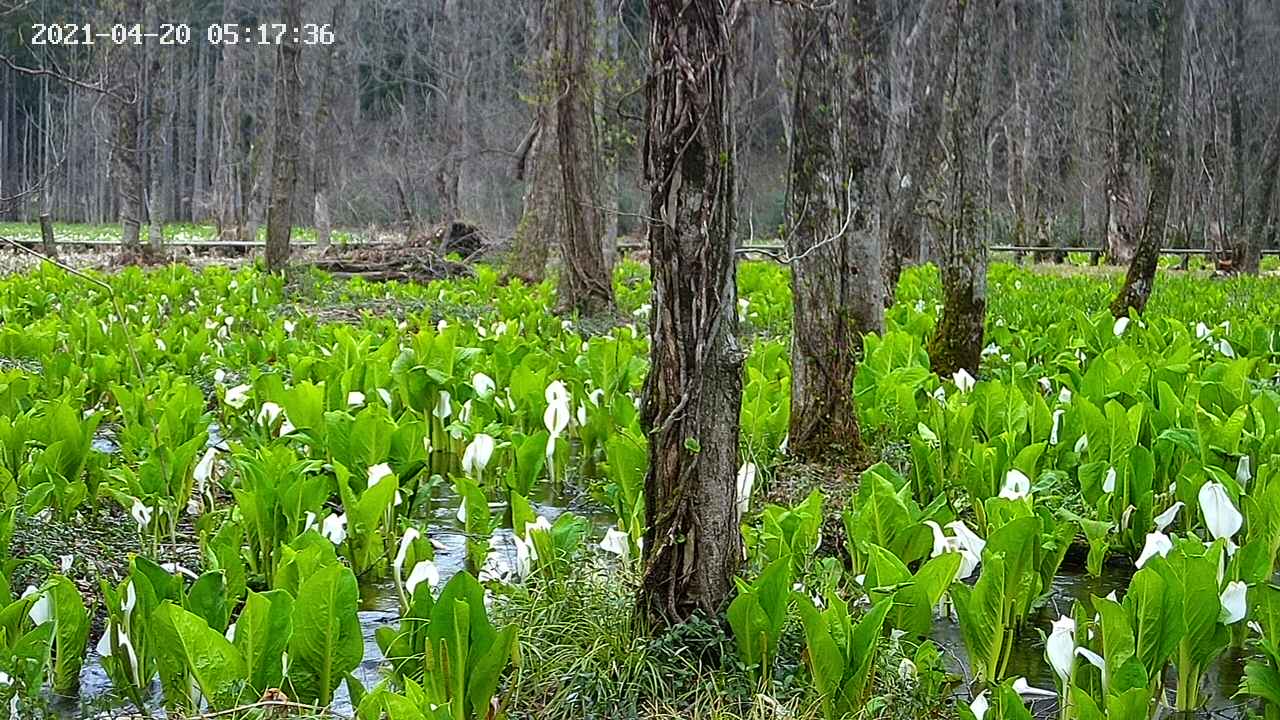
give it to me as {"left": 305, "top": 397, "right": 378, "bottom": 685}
{"left": 929, "top": 0, "right": 995, "bottom": 377}
{"left": 1112, "top": 0, "right": 1186, "bottom": 317}
{"left": 555, "top": 0, "right": 614, "bottom": 315}
{"left": 265, "top": 0, "right": 305, "bottom": 273}
{"left": 639, "top": 0, "right": 744, "bottom": 628}
{"left": 784, "top": 0, "right": 883, "bottom": 462}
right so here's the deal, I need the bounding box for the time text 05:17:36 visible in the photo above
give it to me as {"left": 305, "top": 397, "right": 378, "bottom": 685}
{"left": 27, "top": 23, "right": 336, "bottom": 46}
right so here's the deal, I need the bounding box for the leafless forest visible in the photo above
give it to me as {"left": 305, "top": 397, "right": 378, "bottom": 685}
{"left": 2, "top": 0, "right": 1278, "bottom": 273}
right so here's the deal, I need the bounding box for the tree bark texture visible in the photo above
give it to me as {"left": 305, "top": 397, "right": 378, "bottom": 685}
{"left": 1076, "top": 0, "right": 1111, "bottom": 261}
{"left": 928, "top": 0, "right": 994, "bottom": 377}
{"left": 639, "top": 0, "right": 744, "bottom": 629}
{"left": 1112, "top": 0, "right": 1185, "bottom": 317}
{"left": 784, "top": 0, "right": 883, "bottom": 462}
{"left": 881, "top": 0, "right": 957, "bottom": 300}
{"left": 146, "top": 0, "right": 167, "bottom": 252}
{"left": 555, "top": 0, "right": 615, "bottom": 315}
{"left": 110, "top": 0, "right": 145, "bottom": 254}
{"left": 265, "top": 0, "right": 304, "bottom": 273}
{"left": 312, "top": 1, "right": 345, "bottom": 251}
{"left": 509, "top": 3, "right": 560, "bottom": 284}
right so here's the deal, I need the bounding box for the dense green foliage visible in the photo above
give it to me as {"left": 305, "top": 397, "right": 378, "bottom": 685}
{"left": 1, "top": 258, "right": 1278, "bottom": 718}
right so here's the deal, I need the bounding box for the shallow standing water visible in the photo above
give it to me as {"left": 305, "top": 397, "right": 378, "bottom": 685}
{"left": 928, "top": 562, "right": 1253, "bottom": 719}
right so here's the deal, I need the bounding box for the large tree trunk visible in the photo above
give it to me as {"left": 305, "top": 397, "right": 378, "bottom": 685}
{"left": 1112, "top": 0, "right": 1186, "bottom": 317}
{"left": 929, "top": 0, "right": 995, "bottom": 377}
{"left": 265, "top": 0, "right": 304, "bottom": 273}
{"left": 555, "top": 0, "right": 614, "bottom": 315}
{"left": 784, "top": 0, "right": 883, "bottom": 462}
{"left": 639, "top": 0, "right": 744, "bottom": 628}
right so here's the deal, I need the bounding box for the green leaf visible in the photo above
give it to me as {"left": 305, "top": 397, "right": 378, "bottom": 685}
{"left": 233, "top": 590, "right": 294, "bottom": 695}
{"left": 157, "top": 602, "right": 247, "bottom": 711}
{"left": 288, "top": 563, "right": 362, "bottom": 706}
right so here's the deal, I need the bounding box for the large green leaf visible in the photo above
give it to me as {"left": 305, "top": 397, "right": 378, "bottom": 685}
{"left": 288, "top": 563, "right": 363, "bottom": 705}
{"left": 233, "top": 590, "right": 294, "bottom": 695}
{"left": 157, "top": 602, "right": 246, "bottom": 711}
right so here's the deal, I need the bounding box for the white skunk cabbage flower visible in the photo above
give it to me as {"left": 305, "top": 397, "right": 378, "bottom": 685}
{"left": 367, "top": 463, "right": 395, "bottom": 487}
{"left": 600, "top": 527, "right": 631, "bottom": 560}
{"left": 970, "top": 690, "right": 989, "bottom": 720}
{"left": 1154, "top": 502, "right": 1184, "bottom": 532}
{"left": 1236, "top": 456, "right": 1252, "bottom": 487}
{"left": 321, "top": 513, "right": 348, "bottom": 545}
{"left": 160, "top": 562, "right": 200, "bottom": 580}
{"left": 925, "top": 520, "right": 984, "bottom": 580}
{"left": 472, "top": 373, "right": 496, "bottom": 397}
{"left": 1046, "top": 616, "right": 1076, "bottom": 681}
{"left": 26, "top": 589, "right": 52, "bottom": 626}
{"left": 1103, "top": 467, "right": 1117, "bottom": 494}
{"left": 1050, "top": 409, "right": 1065, "bottom": 445}
{"left": 224, "top": 384, "right": 252, "bottom": 409}
{"left": 130, "top": 498, "right": 154, "bottom": 528}
{"left": 1135, "top": 531, "right": 1173, "bottom": 568}
{"left": 1000, "top": 469, "right": 1032, "bottom": 500}
{"left": 405, "top": 560, "right": 441, "bottom": 596}
{"left": 194, "top": 447, "right": 217, "bottom": 485}
{"left": 433, "top": 390, "right": 452, "bottom": 420}
{"left": 394, "top": 528, "right": 421, "bottom": 583}
{"left": 347, "top": 391, "right": 366, "bottom": 407}
{"left": 462, "top": 434, "right": 495, "bottom": 479}
{"left": 257, "top": 402, "right": 284, "bottom": 426}
{"left": 1011, "top": 677, "right": 1055, "bottom": 698}
{"left": 953, "top": 368, "right": 976, "bottom": 393}
{"left": 1220, "top": 581, "right": 1247, "bottom": 624}
{"left": 1199, "top": 481, "right": 1243, "bottom": 544}
{"left": 736, "top": 463, "right": 757, "bottom": 520}
{"left": 1113, "top": 316, "right": 1131, "bottom": 336}
{"left": 1074, "top": 433, "right": 1089, "bottom": 454}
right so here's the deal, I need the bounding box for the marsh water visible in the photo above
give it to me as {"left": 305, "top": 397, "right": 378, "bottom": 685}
{"left": 61, "top": 436, "right": 1256, "bottom": 718}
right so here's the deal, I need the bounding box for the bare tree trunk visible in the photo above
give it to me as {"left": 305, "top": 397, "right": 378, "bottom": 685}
{"left": 214, "top": 1, "right": 241, "bottom": 243}
{"left": 112, "top": 25, "right": 145, "bottom": 255}
{"left": 435, "top": 0, "right": 468, "bottom": 224}
{"left": 509, "top": 4, "right": 560, "bottom": 283}
{"left": 146, "top": 0, "right": 167, "bottom": 253}
{"left": 1246, "top": 115, "right": 1280, "bottom": 270}
{"left": 1106, "top": 6, "right": 1142, "bottom": 266}
{"left": 39, "top": 212, "right": 56, "bottom": 259}
{"left": 555, "top": 0, "right": 614, "bottom": 315}
{"left": 1112, "top": 0, "right": 1186, "bottom": 317}
{"left": 929, "top": 0, "right": 995, "bottom": 377}
{"left": 312, "top": 1, "right": 345, "bottom": 252}
{"left": 784, "top": 0, "right": 882, "bottom": 462}
{"left": 265, "top": 0, "right": 304, "bottom": 273}
{"left": 1077, "top": 0, "right": 1110, "bottom": 261}
{"left": 882, "top": 0, "right": 956, "bottom": 299}
{"left": 639, "top": 0, "right": 744, "bottom": 629}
